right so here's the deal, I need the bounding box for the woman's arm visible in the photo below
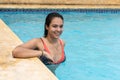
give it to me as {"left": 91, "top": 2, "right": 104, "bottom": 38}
{"left": 12, "top": 38, "right": 43, "bottom": 58}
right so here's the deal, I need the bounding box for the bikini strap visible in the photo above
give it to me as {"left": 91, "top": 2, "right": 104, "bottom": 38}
{"left": 40, "top": 38, "right": 51, "bottom": 54}
{"left": 59, "top": 39, "right": 64, "bottom": 53}
{"left": 53, "top": 39, "right": 65, "bottom": 64}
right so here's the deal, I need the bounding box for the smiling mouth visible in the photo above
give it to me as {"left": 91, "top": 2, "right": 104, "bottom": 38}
{"left": 55, "top": 33, "right": 60, "bottom": 36}
{"left": 55, "top": 32, "right": 62, "bottom": 36}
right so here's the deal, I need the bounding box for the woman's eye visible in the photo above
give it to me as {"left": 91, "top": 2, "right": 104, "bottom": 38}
{"left": 53, "top": 25, "right": 57, "bottom": 28}
{"left": 60, "top": 25, "right": 63, "bottom": 28}
{"left": 52, "top": 25, "right": 63, "bottom": 28}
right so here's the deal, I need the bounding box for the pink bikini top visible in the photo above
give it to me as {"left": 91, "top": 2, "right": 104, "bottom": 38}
{"left": 40, "top": 38, "right": 65, "bottom": 64}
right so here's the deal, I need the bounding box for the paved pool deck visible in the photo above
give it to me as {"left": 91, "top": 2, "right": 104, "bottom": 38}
{"left": 0, "top": 19, "right": 58, "bottom": 80}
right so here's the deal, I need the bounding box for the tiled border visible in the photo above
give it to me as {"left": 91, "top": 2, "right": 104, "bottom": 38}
{"left": 0, "top": 8, "right": 120, "bottom": 13}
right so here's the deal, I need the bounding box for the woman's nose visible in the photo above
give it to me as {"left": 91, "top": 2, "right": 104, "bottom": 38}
{"left": 56, "top": 27, "right": 61, "bottom": 31}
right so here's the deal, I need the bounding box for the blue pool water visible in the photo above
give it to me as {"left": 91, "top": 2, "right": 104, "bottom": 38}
{"left": 0, "top": 9, "right": 120, "bottom": 80}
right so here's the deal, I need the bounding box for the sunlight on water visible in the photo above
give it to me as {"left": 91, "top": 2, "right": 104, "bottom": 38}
{"left": 0, "top": 9, "right": 120, "bottom": 80}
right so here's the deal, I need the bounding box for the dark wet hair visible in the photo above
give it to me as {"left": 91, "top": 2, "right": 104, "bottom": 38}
{"left": 44, "top": 12, "right": 64, "bottom": 37}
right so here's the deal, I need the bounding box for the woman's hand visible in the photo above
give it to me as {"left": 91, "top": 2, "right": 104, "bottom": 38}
{"left": 42, "top": 50, "right": 53, "bottom": 62}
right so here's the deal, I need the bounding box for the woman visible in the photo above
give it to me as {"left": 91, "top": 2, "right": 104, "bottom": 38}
{"left": 12, "top": 12, "right": 66, "bottom": 65}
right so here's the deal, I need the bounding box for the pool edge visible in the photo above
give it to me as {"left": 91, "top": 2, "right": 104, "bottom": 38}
{"left": 0, "top": 4, "right": 120, "bottom": 9}
{"left": 0, "top": 19, "right": 58, "bottom": 80}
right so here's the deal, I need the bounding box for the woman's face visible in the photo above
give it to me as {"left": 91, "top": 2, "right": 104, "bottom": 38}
{"left": 46, "top": 17, "right": 63, "bottom": 39}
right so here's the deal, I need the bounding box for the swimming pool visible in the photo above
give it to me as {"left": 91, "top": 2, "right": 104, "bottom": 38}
{"left": 0, "top": 9, "right": 120, "bottom": 80}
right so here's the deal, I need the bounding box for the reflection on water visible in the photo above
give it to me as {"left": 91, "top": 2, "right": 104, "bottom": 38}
{"left": 37, "top": 57, "right": 60, "bottom": 74}
{"left": 47, "top": 64, "right": 60, "bottom": 74}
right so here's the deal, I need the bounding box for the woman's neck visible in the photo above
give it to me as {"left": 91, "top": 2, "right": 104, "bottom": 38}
{"left": 46, "top": 36, "right": 58, "bottom": 44}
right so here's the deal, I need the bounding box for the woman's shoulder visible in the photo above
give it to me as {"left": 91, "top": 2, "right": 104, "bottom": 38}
{"left": 30, "top": 38, "right": 40, "bottom": 42}
{"left": 29, "top": 38, "right": 43, "bottom": 45}
{"left": 31, "top": 38, "right": 44, "bottom": 49}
